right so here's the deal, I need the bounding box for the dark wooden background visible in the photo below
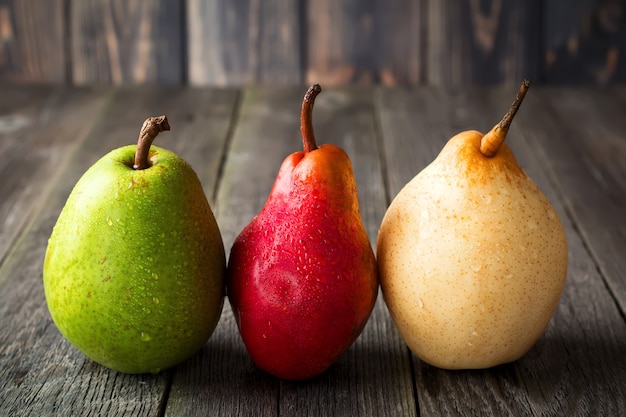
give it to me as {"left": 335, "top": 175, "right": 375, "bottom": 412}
{"left": 1, "top": 0, "right": 625, "bottom": 86}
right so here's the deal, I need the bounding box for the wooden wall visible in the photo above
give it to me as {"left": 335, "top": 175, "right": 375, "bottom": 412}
{"left": 0, "top": 0, "right": 624, "bottom": 86}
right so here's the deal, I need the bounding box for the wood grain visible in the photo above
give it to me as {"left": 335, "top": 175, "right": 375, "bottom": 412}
{"left": 0, "top": 84, "right": 109, "bottom": 267}
{"left": 71, "top": 0, "right": 183, "bottom": 84}
{"left": 517, "top": 87, "right": 626, "bottom": 315}
{"left": 3, "top": 0, "right": 625, "bottom": 86}
{"left": 545, "top": 0, "right": 626, "bottom": 84}
{"left": 305, "top": 0, "right": 424, "bottom": 86}
{"left": 0, "top": 0, "right": 66, "bottom": 82}
{"left": 426, "top": 0, "right": 542, "bottom": 86}
{"left": 187, "top": 0, "right": 301, "bottom": 86}
{"left": 376, "top": 85, "right": 626, "bottom": 416}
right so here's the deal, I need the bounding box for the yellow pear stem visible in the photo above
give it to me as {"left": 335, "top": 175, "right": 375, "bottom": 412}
{"left": 133, "top": 115, "right": 171, "bottom": 170}
{"left": 479, "top": 79, "right": 530, "bottom": 157}
{"left": 301, "top": 84, "right": 322, "bottom": 154}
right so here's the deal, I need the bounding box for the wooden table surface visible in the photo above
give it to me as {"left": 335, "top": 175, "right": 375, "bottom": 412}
{"left": 0, "top": 83, "right": 625, "bottom": 417}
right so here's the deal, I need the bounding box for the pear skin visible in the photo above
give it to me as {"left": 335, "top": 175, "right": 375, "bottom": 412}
{"left": 377, "top": 81, "right": 568, "bottom": 369}
{"left": 43, "top": 117, "right": 225, "bottom": 374}
{"left": 227, "top": 85, "right": 378, "bottom": 380}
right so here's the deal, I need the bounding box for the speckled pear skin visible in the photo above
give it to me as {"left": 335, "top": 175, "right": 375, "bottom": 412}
{"left": 227, "top": 144, "right": 379, "bottom": 380}
{"left": 376, "top": 131, "right": 568, "bottom": 370}
{"left": 226, "top": 84, "right": 378, "bottom": 381}
{"left": 43, "top": 145, "right": 225, "bottom": 374}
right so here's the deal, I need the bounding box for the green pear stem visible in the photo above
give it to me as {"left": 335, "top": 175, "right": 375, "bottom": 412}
{"left": 479, "top": 79, "right": 530, "bottom": 157}
{"left": 301, "top": 84, "right": 322, "bottom": 154}
{"left": 133, "top": 115, "right": 170, "bottom": 170}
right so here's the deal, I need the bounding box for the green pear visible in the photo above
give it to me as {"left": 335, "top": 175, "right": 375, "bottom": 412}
{"left": 43, "top": 116, "right": 225, "bottom": 374}
{"left": 377, "top": 81, "right": 568, "bottom": 369}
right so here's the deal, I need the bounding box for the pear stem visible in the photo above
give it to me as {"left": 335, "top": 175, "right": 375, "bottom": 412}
{"left": 479, "top": 79, "right": 530, "bottom": 157}
{"left": 133, "top": 115, "right": 171, "bottom": 170}
{"left": 301, "top": 84, "right": 322, "bottom": 153}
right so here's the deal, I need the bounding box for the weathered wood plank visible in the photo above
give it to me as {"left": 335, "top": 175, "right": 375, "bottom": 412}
{"left": 305, "top": 0, "right": 424, "bottom": 86}
{"left": 545, "top": 0, "right": 626, "bottom": 84}
{"left": 5, "top": 0, "right": 626, "bottom": 88}
{"left": 0, "top": 86, "right": 238, "bottom": 417}
{"left": 0, "top": 0, "right": 66, "bottom": 83}
{"left": 0, "top": 84, "right": 109, "bottom": 268}
{"left": 0, "top": 83, "right": 54, "bottom": 164}
{"left": 426, "top": 0, "right": 542, "bottom": 86}
{"left": 517, "top": 87, "right": 626, "bottom": 314}
{"left": 214, "top": 86, "right": 305, "bottom": 250}
{"left": 71, "top": 0, "right": 183, "bottom": 84}
{"left": 1, "top": 83, "right": 624, "bottom": 416}
{"left": 376, "top": 86, "right": 626, "bottom": 416}
{"left": 0, "top": 82, "right": 54, "bottom": 113}
{"left": 187, "top": 0, "right": 301, "bottom": 86}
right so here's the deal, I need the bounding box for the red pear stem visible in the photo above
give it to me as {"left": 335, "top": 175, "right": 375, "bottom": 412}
{"left": 301, "top": 84, "right": 322, "bottom": 153}
{"left": 133, "top": 115, "right": 170, "bottom": 170}
{"left": 479, "top": 79, "right": 530, "bottom": 157}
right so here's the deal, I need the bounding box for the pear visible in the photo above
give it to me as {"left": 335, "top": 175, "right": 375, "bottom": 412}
{"left": 43, "top": 116, "right": 225, "bottom": 374}
{"left": 377, "top": 81, "right": 568, "bottom": 370}
{"left": 227, "top": 85, "right": 378, "bottom": 380}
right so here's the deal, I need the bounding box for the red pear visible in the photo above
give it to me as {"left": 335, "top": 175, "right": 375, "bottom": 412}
{"left": 227, "top": 85, "right": 378, "bottom": 380}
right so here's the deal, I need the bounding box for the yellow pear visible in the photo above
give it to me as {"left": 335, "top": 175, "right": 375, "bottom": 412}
{"left": 377, "top": 81, "right": 568, "bottom": 369}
